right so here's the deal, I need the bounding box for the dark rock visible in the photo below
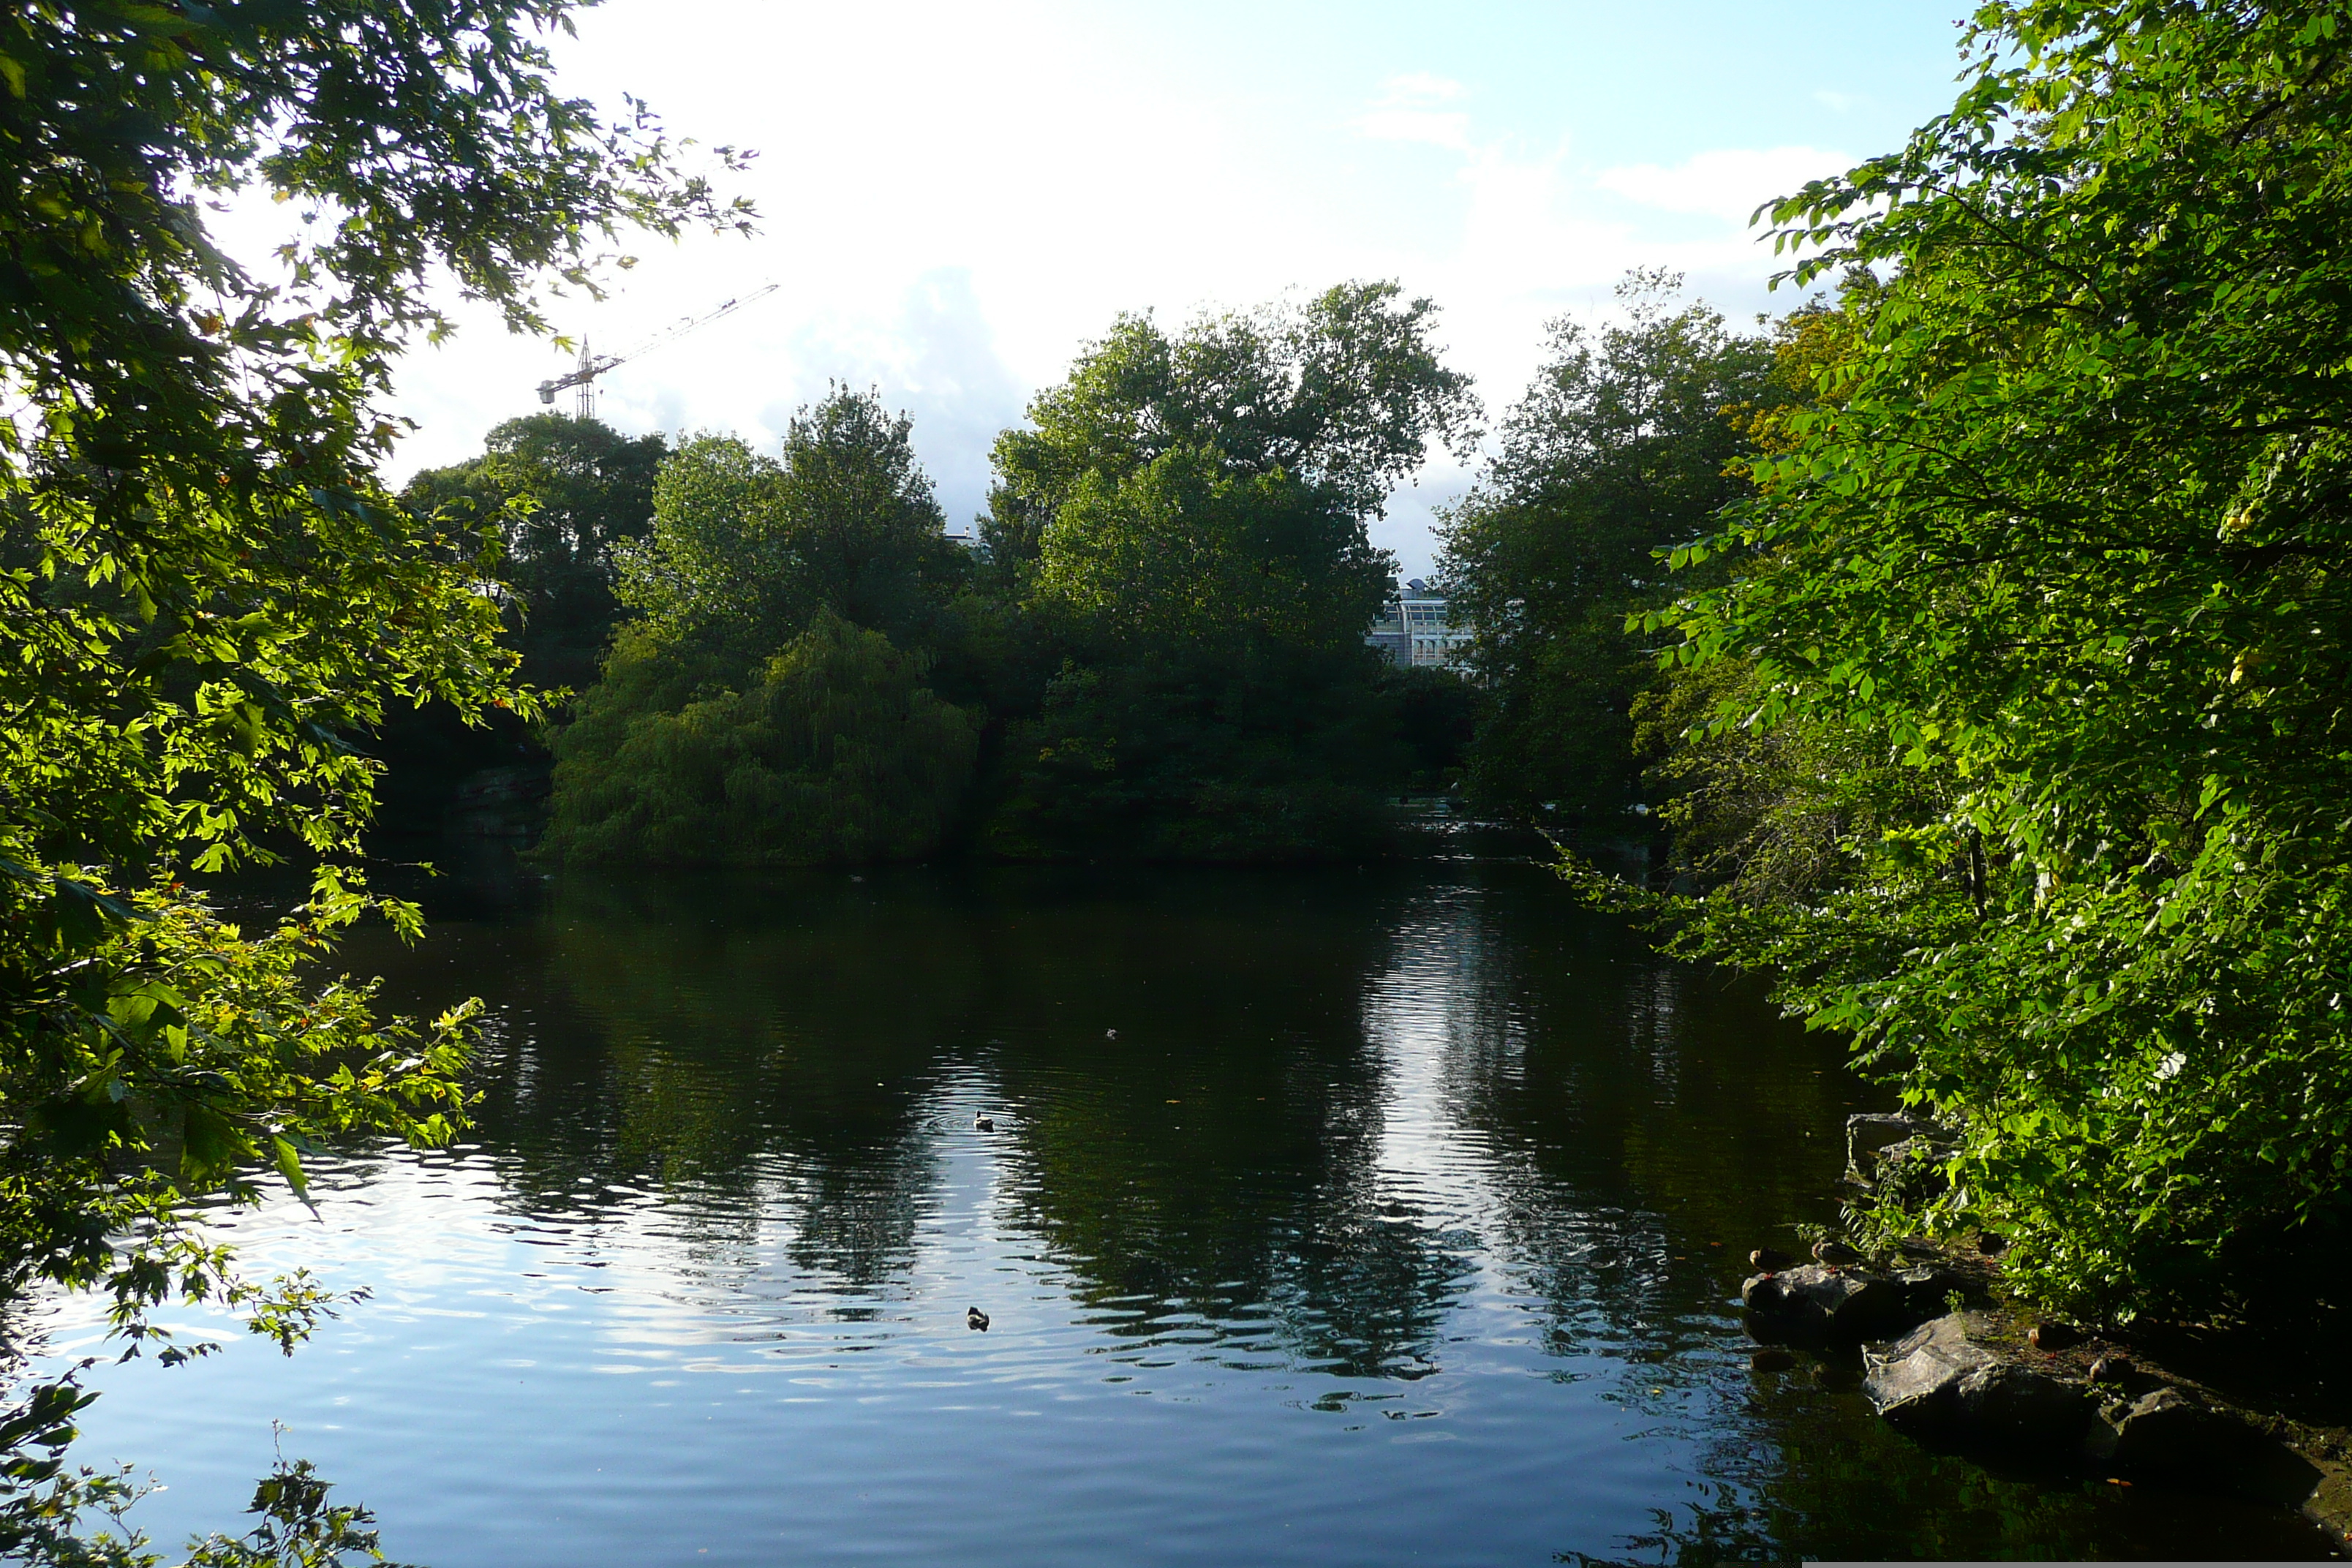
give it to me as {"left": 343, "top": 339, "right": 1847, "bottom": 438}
{"left": 1863, "top": 1313, "right": 2092, "bottom": 1449}
{"left": 1958, "top": 1363, "right": 2095, "bottom": 1446}
{"left": 1749, "top": 1246, "right": 1795, "bottom": 1272}
{"left": 2027, "top": 1319, "right": 2084, "bottom": 1352}
{"left": 1891, "top": 1264, "right": 1972, "bottom": 1316}
{"left": 2303, "top": 1463, "right": 2352, "bottom": 1549}
{"left": 1871, "top": 1137, "right": 1955, "bottom": 1200}
{"left": 1850, "top": 1311, "right": 2347, "bottom": 1518}
{"left": 1749, "top": 1347, "right": 1798, "bottom": 1373}
{"left": 2100, "top": 1386, "right": 2256, "bottom": 1473}
{"left": 1746, "top": 1263, "right": 1950, "bottom": 1344}
{"left": 1846, "top": 1112, "right": 1929, "bottom": 1169}
{"left": 1744, "top": 1264, "right": 1855, "bottom": 1332}
{"left": 2084, "top": 1386, "right": 2324, "bottom": 1505}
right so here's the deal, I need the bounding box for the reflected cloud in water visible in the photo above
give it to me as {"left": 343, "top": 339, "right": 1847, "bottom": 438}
{"left": 42, "top": 860, "right": 2333, "bottom": 1566}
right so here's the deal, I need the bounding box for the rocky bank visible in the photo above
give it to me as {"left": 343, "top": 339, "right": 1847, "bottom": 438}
{"left": 1737, "top": 1115, "right": 2352, "bottom": 1551}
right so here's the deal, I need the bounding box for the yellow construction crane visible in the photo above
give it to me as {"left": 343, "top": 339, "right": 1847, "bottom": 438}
{"left": 535, "top": 283, "right": 781, "bottom": 418}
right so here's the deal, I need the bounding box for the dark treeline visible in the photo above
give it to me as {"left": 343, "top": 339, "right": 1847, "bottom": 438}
{"left": 394, "top": 284, "right": 1490, "bottom": 864}
{"left": 389, "top": 271, "right": 1800, "bottom": 870}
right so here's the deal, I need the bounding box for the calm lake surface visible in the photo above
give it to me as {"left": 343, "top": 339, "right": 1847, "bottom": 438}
{"left": 44, "top": 852, "right": 2336, "bottom": 1564}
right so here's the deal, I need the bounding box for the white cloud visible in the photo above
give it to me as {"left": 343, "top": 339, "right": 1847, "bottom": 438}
{"left": 753, "top": 268, "right": 1026, "bottom": 530}
{"left": 1353, "top": 73, "right": 1474, "bottom": 151}
{"left": 1376, "top": 71, "right": 1465, "bottom": 108}
{"left": 1594, "top": 145, "right": 1854, "bottom": 224}
{"left": 1353, "top": 108, "right": 1474, "bottom": 151}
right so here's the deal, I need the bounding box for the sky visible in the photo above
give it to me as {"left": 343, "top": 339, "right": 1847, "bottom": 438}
{"left": 378, "top": 0, "right": 1980, "bottom": 578}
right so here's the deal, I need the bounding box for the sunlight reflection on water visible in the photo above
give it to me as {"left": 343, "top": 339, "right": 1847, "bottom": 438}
{"left": 36, "top": 859, "right": 2334, "bottom": 1565}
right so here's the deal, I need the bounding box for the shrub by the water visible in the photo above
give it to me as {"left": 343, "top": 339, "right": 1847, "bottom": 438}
{"left": 543, "top": 610, "right": 981, "bottom": 866}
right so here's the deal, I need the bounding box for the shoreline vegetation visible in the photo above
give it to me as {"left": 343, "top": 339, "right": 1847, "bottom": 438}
{"left": 4, "top": 0, "right": 2351, "bottom": 1560}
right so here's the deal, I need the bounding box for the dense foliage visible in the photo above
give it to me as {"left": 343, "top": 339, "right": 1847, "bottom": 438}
{"left": 977, "top": 284, "right": 1480, "bottom": 860}
{"left": 547, "top": 284, "right": 1480, "bottom": 866}
{"left": 984, "top": 283, "right": 1479, "bottom": 582}
{"left": 622, "top": 392, "right": 966, "bottom": 653}
{"left": 1597, "top": 0, "right": 2352, "bottom": 1314}
{"left": 987, "top": 647, "right": 1401, "bottom": 862}
{"left": 402, "top": 413, "right": 668, "bottom": 694}
{"left": 543, "top": 610, "right": 981, "bottom": 867}
{"left": 1439, "top": 274, "right": 1778, "bottom": 829}
{"left": 0, "top": 0, "right": 742, "bottom": 1558}
{"left": 541, "top": 388, "right": 976, "bottom": 866}
{"left": 358, "top": 414, "right": 668, "bottom": 831}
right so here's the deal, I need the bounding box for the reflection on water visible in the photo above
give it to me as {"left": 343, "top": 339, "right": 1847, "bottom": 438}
{"left": 43, "top": 861, "right": 2332, "bottom": 1564}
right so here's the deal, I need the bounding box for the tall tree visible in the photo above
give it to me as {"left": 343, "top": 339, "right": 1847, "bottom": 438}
{"left": 1439, "top": 273, "right": 1777, "bottom": 826}
{"left": 545, "top": 388, "right": 976, "bottom": 867}
{"left": 619, "top": 386, "right": 965, "bottom": 660}
{"left": 984, "top": 281, "right": 1480, "bottom": 583}
{"left": 980, "top": 282, "right": 1480, "bottom": 860}
{"left": 0, "top": 1, "right": 745, "bottom": 1555}
{"left": 364, "top": 415, "right": 668, "bottom": 836}
{"left": 1619, "top": 0, "right": 2352, "bottom": 1313}
{"left": 1033, "top": 449, "right": 1391, "bottom": 656}
{"left": 402, "top": 413, "right": 669, "bottom": 693}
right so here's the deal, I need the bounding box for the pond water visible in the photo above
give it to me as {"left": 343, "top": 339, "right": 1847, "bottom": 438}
{"left": 43, "top": 854, "right": 2336, "bottom": 1564}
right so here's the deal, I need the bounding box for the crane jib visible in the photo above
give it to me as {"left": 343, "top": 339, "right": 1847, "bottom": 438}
{"left": 532, "top": 283, "right": 781, "bottom": 414}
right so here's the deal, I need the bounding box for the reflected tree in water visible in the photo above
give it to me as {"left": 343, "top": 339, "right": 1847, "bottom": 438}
{"left": 452, "top": 874, "right": 987, "bottom": 1289}
{"left": 979, "top": 876, "right": 1477, "bottom": 1379}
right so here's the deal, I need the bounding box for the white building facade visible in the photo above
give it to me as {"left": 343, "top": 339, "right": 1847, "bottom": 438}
{"left": 1365, "top": 578, "right": 1473, "bottom": 673}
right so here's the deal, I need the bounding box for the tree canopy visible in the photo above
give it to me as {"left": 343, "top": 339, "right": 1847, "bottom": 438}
{"left": 1033, "top": 449, "right": 1392, "bottom": 656}
{"left": 539, "top": 388, "right": 978, "bottom": 870}
{"left": 964, "top": 283, "right": 1477, "bottom": 861}
{"left": 543, "top": 608, "right": 982, "bottom": 867}
{"left": 402, "top": 412, "right": 669, "bottom": 693}
{"left": 1440, "top": 273, "right": 1780, "bottom": 824}
{"left": 984, "top": 282, "right": 1480, "bottom": 577}
{"left": 1607, "top": 0, "right": 2352, "bottom": 1313}
{"left": 619, "top": 387, "right": 966, "bottom": 660}
{"left": 544, "top": 284, "right": 1480, "bottom": 868}
{"left": 0, "top": 1, "right": 745, "bottom": 1556}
